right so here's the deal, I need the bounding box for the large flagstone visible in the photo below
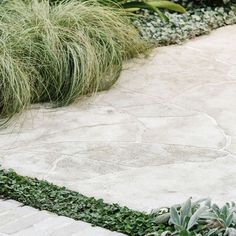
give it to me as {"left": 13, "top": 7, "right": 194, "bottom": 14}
{"left": 1, "top": 25, "right": 236, "bottom": 213}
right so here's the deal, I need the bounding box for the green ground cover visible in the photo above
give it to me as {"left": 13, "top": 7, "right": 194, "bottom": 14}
{"left": 1, "top": 169, "right": 236, "bottom": 236}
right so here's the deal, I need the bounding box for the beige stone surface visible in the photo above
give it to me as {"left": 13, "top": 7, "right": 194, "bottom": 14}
{"left": 1, "top": 25, "right": 236, "bottom": 213}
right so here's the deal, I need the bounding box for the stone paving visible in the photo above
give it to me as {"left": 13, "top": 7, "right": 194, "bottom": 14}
{"left": 0, "top": 200, "right": 124, "bottom": 236}
{"left": 0, "top": 25, "right": 236, "bottom": 217}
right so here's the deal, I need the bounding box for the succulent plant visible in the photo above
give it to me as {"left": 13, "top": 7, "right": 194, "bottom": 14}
{"left": 148, "top": 198, "right": 236, "bottom": 236}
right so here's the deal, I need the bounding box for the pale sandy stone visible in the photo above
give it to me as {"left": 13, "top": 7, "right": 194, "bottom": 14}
{"left": 0, "top": 26, "right": 236, "bottom": 214}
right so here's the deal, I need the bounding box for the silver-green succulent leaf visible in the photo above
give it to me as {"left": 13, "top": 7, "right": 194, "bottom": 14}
{"left": 155, "top": 212, "right": 171, "bottom": 224}
{"left": 170, "top": 206, "right": 181, "bottom": 227}
{"left": 187, "top": 206, "right": 209, "bottom": 230}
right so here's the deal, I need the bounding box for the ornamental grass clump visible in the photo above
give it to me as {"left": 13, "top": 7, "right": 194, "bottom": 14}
{"left": 0, "top": 0, "right": 147, "bottom": 125}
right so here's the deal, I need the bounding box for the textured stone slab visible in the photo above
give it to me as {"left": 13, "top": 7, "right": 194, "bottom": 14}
{"left": 1, "top": 25, "right": 236, "bottom": 214}
{"left": 71, "top": 155, "right": 236, "bottom": 212}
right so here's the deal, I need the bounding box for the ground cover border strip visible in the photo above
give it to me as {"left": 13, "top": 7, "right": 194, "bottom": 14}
{"left": 0, "top": 168, "right": 168, "bottom": 236}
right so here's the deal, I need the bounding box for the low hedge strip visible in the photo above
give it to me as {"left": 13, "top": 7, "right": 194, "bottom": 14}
{"left": 0, "top": 169, "right": 167, "bottom": 236}
{"left": 134, "top": 5, "right": 236, "bottom": 45}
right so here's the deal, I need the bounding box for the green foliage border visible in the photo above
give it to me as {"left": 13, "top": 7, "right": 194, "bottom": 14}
{"left": 134, "top": 5, "right": 236, "bottom": 45}
{"left": 0, "top": 168, "right": 165, "bottom": 236}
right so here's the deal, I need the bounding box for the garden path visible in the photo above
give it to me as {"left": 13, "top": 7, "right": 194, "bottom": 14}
{"left": 0, "top": 25, "right": 236, "bottom": 213}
